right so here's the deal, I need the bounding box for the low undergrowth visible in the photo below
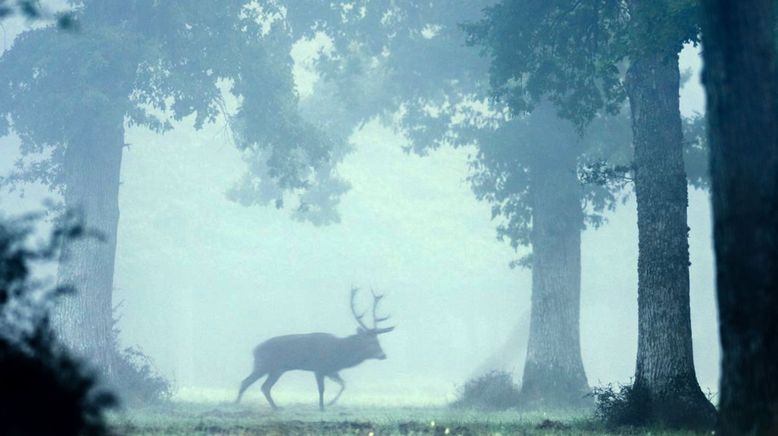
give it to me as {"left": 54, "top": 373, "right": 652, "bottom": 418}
{"left": 111, "top": 317, "right": 174, "bottom": 406}
{"left": 591, "top": 382, "right": 652, "bottom": 428}
{"left": 451, "top": 370, "right": 522, "bottom": 411}
{"left": 109, "top": 402, "right": 712, "bottom": 435}
{"left": 591, "top": 381, "right": 716, "bottom": 431}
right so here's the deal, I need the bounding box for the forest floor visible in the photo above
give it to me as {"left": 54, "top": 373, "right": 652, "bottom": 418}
{"left": 108, "top": 402, "right": 708, "bottom": 435}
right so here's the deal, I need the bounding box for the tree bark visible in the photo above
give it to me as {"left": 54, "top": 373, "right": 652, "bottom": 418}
{"left": 625, "top": 44, "right": 715, "bottom": 428}
{"left": 519, "top": 108, "right": 590, "bottom": 410}
{"left": 700, "top": 2, "right": 778, "bottom": 434}
{"left": 56, "top": 118, "right": 125, "bottom": 377}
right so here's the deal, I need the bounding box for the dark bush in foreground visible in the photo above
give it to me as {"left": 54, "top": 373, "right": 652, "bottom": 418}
{"left": 452, "top": 370, "right": 521, "bottom": 410}
{"left": 592, "top": 382, "right": 652, "bottom": 428}
{"left": 592, "top": 381, "right": 715, "bottom": 430}
{"left": 0, "top": 214, "right": 116, "bottom": 435}
{"left": 0, "top": 326, "right": 115, "bottom": 436}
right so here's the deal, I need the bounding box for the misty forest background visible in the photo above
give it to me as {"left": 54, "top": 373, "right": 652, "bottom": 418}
{"left": 0, "top": 0, "right": 716, "bottom": 400}
{"left": 0, "top": 0, "right": 776, "bottom": 434}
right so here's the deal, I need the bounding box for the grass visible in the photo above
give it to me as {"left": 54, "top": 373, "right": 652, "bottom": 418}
{"left": 107, "top": 402, "right": 712, "bottom": 435}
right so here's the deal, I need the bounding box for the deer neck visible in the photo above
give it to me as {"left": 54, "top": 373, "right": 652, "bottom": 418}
{"left": 338, "top": 334, "right": 373, "bottom": 368}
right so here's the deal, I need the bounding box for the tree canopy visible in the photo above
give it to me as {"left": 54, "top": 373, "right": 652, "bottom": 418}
{"left": 0, "top": 0, "right": 349, "bottom": 224}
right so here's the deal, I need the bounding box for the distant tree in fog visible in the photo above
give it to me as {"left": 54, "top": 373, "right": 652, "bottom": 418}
{"left": 700, "top": 1, "right": 778, "bottom": 434}
{"left": 467, "top": 0, "right": 715, "bottom": 427}
{"left": 464, "top": 0, "right": 635, "bottom": 409}
{"left": 0, "top": 1, "right": 348, "bottom": 376}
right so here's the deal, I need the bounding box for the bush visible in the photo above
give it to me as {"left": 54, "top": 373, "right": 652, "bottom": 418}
{"left": 592, "top": 380, "right": 716, "bottom": 430}
{"left": 0, "top": 325, "right": 115, "bottom": 435}
{"left": 0, "top": 213, "right": 115, "bottom": 435}
{"left": 110, "top": 318, "right": 173, "bottom": 405}
{"left": 591, "top": 382, "right": 652, "bottom": 428}
{"left": 451, "top": 370, "right": 522, "bottom": 410}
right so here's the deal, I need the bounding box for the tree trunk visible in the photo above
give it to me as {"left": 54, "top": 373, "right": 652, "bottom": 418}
{"left": 519, "top": 108, "right": 590, "bottom": 410}
{"left": 56, "top": 119, "right": 125, "bottom": 377}
{"left": 625, "top": 46, "right": 715, "bottom": 428}
{"left": 700, "top": 2, "right": 778, "bottom": 434}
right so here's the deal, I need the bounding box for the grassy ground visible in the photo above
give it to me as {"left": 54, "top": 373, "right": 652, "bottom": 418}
{"left": 108, "top": 402, "right": 709, "bottom": 435}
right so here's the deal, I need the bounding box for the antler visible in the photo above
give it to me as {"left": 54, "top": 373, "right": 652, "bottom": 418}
{"left": 350, "top": 287, "right": 370, "bottom": 331}
{"left": 370, "top": 288, "right": 390, "bottom": 327}
{"left": 350, "top": 287, "right": 395, "bottom": 334}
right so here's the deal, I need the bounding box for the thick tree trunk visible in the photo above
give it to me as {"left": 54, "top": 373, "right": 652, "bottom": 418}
{"left": 700, "top": 2, "right": 778, "bottom": 434}
{"left": 519, "top": 108, "right": 590, "bottom": 410}
{"left": 625, "top": 47, "right": 715, "bottom": 428}
{"left": 56, "top": 119, "right": 125, "bottom": 376}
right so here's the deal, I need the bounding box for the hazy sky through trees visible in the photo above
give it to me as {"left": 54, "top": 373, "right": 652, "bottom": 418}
{"left": 0, "top": 15, "right": 715, "bottom": 404}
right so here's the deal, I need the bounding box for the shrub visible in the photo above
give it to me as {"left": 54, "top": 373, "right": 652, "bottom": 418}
{"left": 592, "top": 380, "right": 716, "bottom": 430}
{"left": 0, "top": 325, "right": 115, "bottom": 435}
{"left": 451, "top": 370, "right": 522, "bottom": 410}
{"left": 110, "top": 318, "right": 173, "bottom": 405}
{"left": 591, "top": 382, "right": 652, "bottom": 428}
{"left": 0, "top": 213, "right": 115, "bottom": 435}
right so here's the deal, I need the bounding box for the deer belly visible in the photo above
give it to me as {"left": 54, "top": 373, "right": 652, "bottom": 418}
{"left": 258, "top": 343, "right": 340, "bottom": 373}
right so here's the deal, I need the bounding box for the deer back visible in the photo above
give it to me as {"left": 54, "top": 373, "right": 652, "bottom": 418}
{"left": 254, "top": 332, "right": 384, "bottom": 374}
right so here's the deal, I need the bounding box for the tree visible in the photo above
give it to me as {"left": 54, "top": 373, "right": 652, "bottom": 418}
{"left": 464, "top": 0, "right": 630, "bottom": 409}
{"left": 624, "top": 0, "right": 715, "bottom": 427}
{"left": 700, "top": 1, "right": 778, "bottom": 434}
{"left": 468, "top": 0, "right": 714, "bottom": 423}
{"left": 0, "top": 1, "right": 347, "bottom": 375}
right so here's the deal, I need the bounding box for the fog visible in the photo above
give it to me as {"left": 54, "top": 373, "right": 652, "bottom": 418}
{"left": 1, "top": 23, "right": 718, "bottom": 408}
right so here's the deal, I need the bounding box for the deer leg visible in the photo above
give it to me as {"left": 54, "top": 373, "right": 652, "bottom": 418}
{"left": 326, "top": 373, "right": 345, "bottom": 406}
{"left": 235, "top": 369, "right": 265, "bottom": 403}
{"left": 315, "top": 372, "right": 326, "bottom": 411}
{"left": 261, "top": 372, "right": 282, "bottom": 410}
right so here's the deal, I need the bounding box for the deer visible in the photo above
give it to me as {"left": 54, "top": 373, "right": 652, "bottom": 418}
{"left": 235, "top": 287, "right": 395, "bottom": 411}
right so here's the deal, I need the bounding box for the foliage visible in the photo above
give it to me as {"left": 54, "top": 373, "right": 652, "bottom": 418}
{"left": 0, "top": 0, "right": 77, "bottom": 29}
{"left": 279, "top": 1, "right": 639, "bottom": 265}
{"left": 0, "top": 0, "right": 348, "bottom": 224}
{"left": 627, "top": 0, "right": 700, "bottom": 59}
{"left": 451, "top": 370, "right": 522, "bottom": 410}
{"left": 465, "top": 0, "right": 629, "bottom": 129}
{"left": 0, "top": 325, "right": 114, "bottom": 435}
{"left": 592, "top": 381, "right": 716, "bottom": 430}
{"left": 591, "top": 382, "right": 652, "bottom": 428}
{"left": 465, "top": 0, "right": 701, "bottom": 128}
{"left": 579, "top": 160, "right": 634, "bottom": 191}
{"left": 110, "top": 314, "right": 173, "bottom": 406}
{"left": 682, "top": 113, "right": 710, "bottom": 189}
{"left": 0, "top": 213, "right": 115, "bottom": 435}
{"left": 459, "top": 0, "right": 710, "bottom": 262}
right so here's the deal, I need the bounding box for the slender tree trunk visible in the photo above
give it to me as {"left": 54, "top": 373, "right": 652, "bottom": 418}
{"left": 519, "top": 108, "right": 590, "bottom": 410}
{"left": 624, "top": 42, "right": 715, "bottom": 428}
{"left": 700, "top": 2, "right": 778, "bottom": 434}
{"left": 56, "top": 118, "right": 125, "bottom": 376}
